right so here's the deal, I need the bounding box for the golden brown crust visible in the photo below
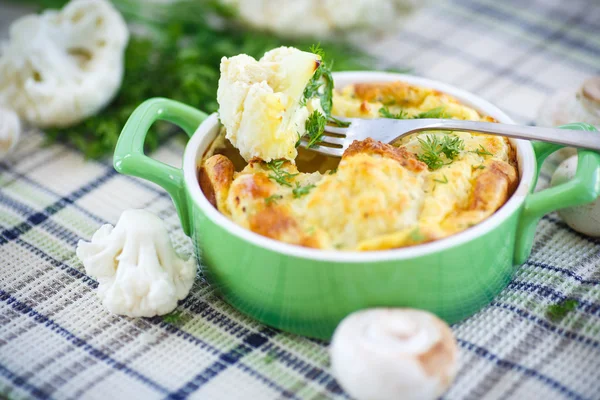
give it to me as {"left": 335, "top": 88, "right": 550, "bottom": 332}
{"left": 249, "top": 206, "right": 321, "bottom": 248}
{"left": 469, "top": 160, "right": 518, "bottom": 212}
{"left": 343, "top": 138, "right": 427, "bottom": 173}
{"left": 353, "top": 81, "right": 432, "bottom": 106}
{"left": 198, "top": 154, "right": 235, "bottom": 210}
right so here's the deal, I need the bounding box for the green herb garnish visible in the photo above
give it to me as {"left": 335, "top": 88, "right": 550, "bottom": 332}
{"left": 433, "top": 175, "right": 448, "bottom": 184}
{"left": 328, "top": 116, "right": 351, "bottom": 127}
{"left": 292, "top": 182, "right": 316, "bottom": 198}
{"left": 264, "top": 194, "right": 283, "bottom": 205}
{"left": 266, "top": 160, "right": 298, "bottom": 187}
{"left": 328, "top": 168, "right": 337, "bottom": 175}
{"left": 409, "top": 227, "right": 425, "bottom": 242}
{"left": 162, "top": 310, "right": 189, "bottom": 325}
{"left": 471, "top": 144, "right": 493, "bottom": 157}
{"left": 305, "top": 111, "right": 328, "bottom": 148}
{"left": 416, "top": 135, "right": 465, "bottom": 170}
{"left": 413, "top": 106, "right": 449, "bottom": 119}
{"left": 546, "top": 299, "right": 578, "bottom": 322}
{"left": 379, "top": 107, "right": 409, "bottom": 120}
{"left": 473, "top": 164, "right": 485, "bottom": 170}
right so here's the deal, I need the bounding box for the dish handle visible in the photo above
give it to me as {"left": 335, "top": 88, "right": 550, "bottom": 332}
{"left": 514, "top": 123, "right": 600, "bottom": 264}
{"left": 113, "top": 98, "right": 208, "bottom": 236}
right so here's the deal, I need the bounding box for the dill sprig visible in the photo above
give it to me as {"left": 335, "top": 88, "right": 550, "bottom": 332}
{"left": 264, "top": 194, "right": 283, "bottom": 205}
{"left": 379, "top": 107, "right": 409, "bottom": 119}
{"left": 305, "top": 111, "right": 327, "bottom": 148}
{"left": 413, "top": 106, "right": 449, "bottom": 119}
{"left": 266, "top": 160, "right": 298, "bottom": 187}
{"left": 471, "top": 144, "right": 493, "bottom": 157}
{"left": 433, "top": 175, "right": 448, "bottom": 184}
{"left": 416, "top": 134, "right": 465, "bottom": 170}
{"left": 379, "top": 106, "right": 448, "bottom": 121}
{"left": 292, "top": 182, "right": 316, "bottom": 198}
{"left": 546, "top": 299, "right": 578, "bottom": 322}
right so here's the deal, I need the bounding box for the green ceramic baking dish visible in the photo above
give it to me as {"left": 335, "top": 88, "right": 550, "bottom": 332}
{"left": 114, "top": 72, "right": 600, "bottom": 339}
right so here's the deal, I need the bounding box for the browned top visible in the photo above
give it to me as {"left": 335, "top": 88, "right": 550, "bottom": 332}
{"left": 343, "top": 138, "right": 427, "bottom": 173}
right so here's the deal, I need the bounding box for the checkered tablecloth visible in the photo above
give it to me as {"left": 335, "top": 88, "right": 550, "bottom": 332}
{"left": 1, "top": 0, "right": 600, "bottom": 399}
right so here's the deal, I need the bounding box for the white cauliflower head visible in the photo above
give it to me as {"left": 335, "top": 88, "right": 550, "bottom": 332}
{"left": 0, "top": 107, "right": 21, "bottom": 159}
{"left": 0, "top": 0, "right": 129, "bottom": 128}
{"left": 222, "top": 0, "right": 423, "bottom": 38}
{"left": 76, "top": 209, "right": 196, "bottom": 317}
{"left": 217, "top": 46, "right": 323, "bottom": 162}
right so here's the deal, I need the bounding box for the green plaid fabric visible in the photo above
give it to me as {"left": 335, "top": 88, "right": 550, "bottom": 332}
{"left": 1, "top": 0, "right": 600, "bottom": 399}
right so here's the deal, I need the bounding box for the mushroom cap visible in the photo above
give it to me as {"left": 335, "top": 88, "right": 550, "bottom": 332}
{"left": 0, "top": 0, "right": 128, "bottom": 128}
{"left": 552, "top": 155, "right": 600, "bottom": 237}
{"left": 330, "top": 308, "right": 458, "bottom": 400}
{"left": 76, "top": 209, "right": 196, "bottom": 317}
{"left": 0, "top": 106, "right": 21, "bottom": 159}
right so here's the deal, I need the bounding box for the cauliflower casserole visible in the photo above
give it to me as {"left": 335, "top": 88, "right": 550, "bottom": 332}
{"left": 200, "top": 48, "right": 518, "bottom": 251}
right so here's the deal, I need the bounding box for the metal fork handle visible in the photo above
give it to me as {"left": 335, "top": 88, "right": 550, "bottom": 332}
{"left": 400, "top": 119, "right": 600, "bottom": 151}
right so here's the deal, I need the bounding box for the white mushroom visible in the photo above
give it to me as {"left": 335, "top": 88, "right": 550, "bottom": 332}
{"left": 0, "top": 0, "right": 128, "bottom": 128}
{"left": 0, "top": 106, "right": 21, "bottom": 159}
{"left": 551, "top": 155, "right": 600, "bottom": 237}
{"left": 76, "top": 209, "right": 196, "bottom": 317}
{"left": 330, "top": 308, "right": 458, "bottom": 400}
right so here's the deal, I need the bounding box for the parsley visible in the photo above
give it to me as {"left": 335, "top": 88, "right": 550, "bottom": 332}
{"left": 433, "top": 175, "right": 448, "bottom": 184}
{"left": 413, "top": 106, "right": 449, "bottom": 119}
{"left": 328, "top": 168, "right": 337, "bottom": 175}
{"left": 379, "top": 107, "right": 409, "bottom": 119}
{"left": 471, "top": 144, "right": 493, "bottom": 157}
{"left": 473, "top": 164, "right": 485, "bottom": 170}
{"left": 266, "top": 160, "right": 298, "bottom": 187}
{"left": 305, "top": 111, "right": 327, "bottom": 148}
{"left": 292, "top": 182, "right": 316, "bottom": 198}
{"left": 264, "top": 194, "right": 283, "bottom": 205}
{"left": 416, "top": 135, "right": 464, "bottom": 170}
{"left": 546, "top": 299, "right": 578, "bottom": 322}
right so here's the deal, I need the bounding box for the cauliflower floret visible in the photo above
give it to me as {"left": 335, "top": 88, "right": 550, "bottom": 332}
{"left": 221, "top": 0, "right": 424, "bottom": 37}
{"left": 217, "top": 46, "right": 322, "bottom": 162}
{"left": 76, "top": 210, "right": 196, "bottom": 317}
{"left": 0, "top": 0, "right": 128, "bottom": 128}
{"left": 0, "top": 107, "right": 21, "bottom": 159}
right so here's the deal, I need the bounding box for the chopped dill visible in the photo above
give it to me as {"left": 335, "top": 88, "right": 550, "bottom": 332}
{"left": 433, "top": 175, "right": 449, "bottom": 184}
{"left": 471, "top": 144, "right": 493, "bottom": 157}
{"left": 328, "top": 116, "right": 351, "bottom": 127}
{"left": 410, "top": 227, "right": 425, "bottom": 242}
{"left": 546, "top": 299, "right": 578, "bottom": 322}
{"left": 305, "top": 111, "right": 328, "bottom": 148}
{"left": 416, "top": 134, "right": 464, "bottom": 170}
{"left": 292, "top": 182, "right": 316, "bottom": 198}
{"left": 266, "top": 160, "right": 298, "bottom": 187}
{"left": 379, "top": 107, "right": 409, "bottom": 120}
{"left": 413, "top": 106, "right": 449, "bottom": 119}
{"left": 264, "top": 194, "right": 283, "bottom": 205}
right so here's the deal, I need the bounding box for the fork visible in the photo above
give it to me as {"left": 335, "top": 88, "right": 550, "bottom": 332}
{"left": 300, "top": 118, "right": 600, "bottom": 157}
